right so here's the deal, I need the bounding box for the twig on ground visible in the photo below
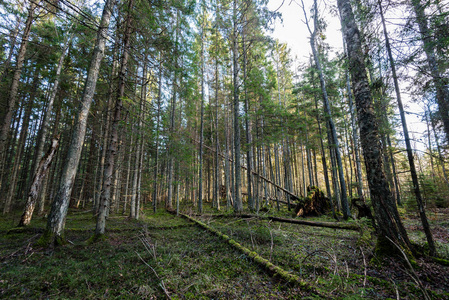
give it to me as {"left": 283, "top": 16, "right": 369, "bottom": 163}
{"left": 344, "top": 260, "right": 349, "bottom": 278}
{"left": 138, "top": 234, "right": 157, "bottom": 261}
{"left": 388, "top": 278, "right": 399, "bottom": 300}
{"left": 386, "top": 236, "right": 431, "bottom": 300}
{"left": 135, "top": 251, "right": 172, "bottom": 299}
{"left": 300, "top": 249, "right": 329, "bottom": 264}
{"left": 21, "top": 252, "right": 34, "bottom": 263}
{"left": 247, "top": 221, "right": 255, "bottom": 249}
{"left": 136, "top": 251, "right": 159, "bottom": 278}
{"left": 359, "top": 246, "right": 367, "bottom": 287}
{"left": 159, "top": 281, "right": 171, "bottom": 299}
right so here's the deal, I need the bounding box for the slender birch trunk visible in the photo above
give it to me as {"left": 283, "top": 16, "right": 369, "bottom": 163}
{"left": 97, "top": 0, "right": 133, "bottom": 234}
{"left": 232, "top": 0, "right": 242, "bottom": 212}
{"left": 198, "top": 11, "right": 205, "bottom": 213}
{"left": 153, "top": 62, "right": 163, "bottom": 213}
{"left": 40, "top": 0, "right": 115, "bottom": 245}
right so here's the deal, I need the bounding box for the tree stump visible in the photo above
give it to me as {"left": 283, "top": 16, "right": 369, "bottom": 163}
{"left": 294, "top": 186, "right": 330, "bottom": 217}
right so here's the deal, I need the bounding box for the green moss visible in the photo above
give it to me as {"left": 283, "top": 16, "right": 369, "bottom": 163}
{"left": 35, "top": 230, "right": 68, "bottom": 247}
{"left": 431, "top": 256, "right": 449, "bottom": 266}
{"left": 356, "top": 221, "right": 375, "bottom": 248}
{"left": 7, "top": 227, "right": 43, "bottom": 234}
{"left": 374, "top": 236, "right": 401, "bottom": 257}
{"left": 181, "top": 212, "right": 316, "bottom": 292}
{"left": 86, "top": 233, "right": 108, "bottom": 245}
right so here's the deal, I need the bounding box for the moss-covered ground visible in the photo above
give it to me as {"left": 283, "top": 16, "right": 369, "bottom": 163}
{"left": 0, "top": 203, "right": 448, "bottom": 299}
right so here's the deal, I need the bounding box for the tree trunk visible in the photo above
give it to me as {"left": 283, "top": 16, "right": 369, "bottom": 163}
{"left": 379, "top": 0, "right": 435, "bottom": 256}
{"left": 0, "top": 1, "right": 35, "bottom": 182}
{"left": 3, "top": 70, "right": 39, "bottom": 214}
{"left": 43, "top": 0, "right": 115, "bottom": 245}
{"left": 312, "top": 91, "right": 336, "bottom": 217}
{"left": 303, "top": 0, "right": 350, "bottom": 218}
{"left": 96, "top": 0, "right": 132, "bottom": 235}
{"left": 214, "top": 50, "right": 220, "bottom": 211}
{"left": 345, "top": 66, "right": 364, "bottom": 199}
{"left": 153, "top": 61, "right": 162, "bottom": 213}
{"left": 233, "top": 0, "right": 242, "bottom": 213}
{"left": 123, "top": 123, "right": 134, "bottom": 214}
{"left": 19, "top": 136, "right": 60, "bottom": 226}
{"left": 31, "top": 32, "right": 72, "bottom": 193}
{"left": 198, "top": 13, "right": 205, "bottom": 213}
{"left": 386, "top": 134, "right": 401, "bottom": 205}
{"left": 130, "top": 67, "right": 145, "bottom": 218}
{"left": 411, "top": 0, "right": 449, "bottom": 143}
{"left": 338, "top": 0, "right": 413, "bottom": 253}
{"left": 94, "top": 25, "right": 119, "bottom": 214}
{"left": 37, "top": 99, "right": 62, "bottom": 215}
{"left": 242, "top": 30, "right": 254, "bottom": 211}
{"left": 224, "top": 106, "right": 232, "bottom": 210}
{"left": 0, "top": 15, "right": 20, "bottom": 84}
{"left": 327, "top": 122, "right": 341, "bottom": 212}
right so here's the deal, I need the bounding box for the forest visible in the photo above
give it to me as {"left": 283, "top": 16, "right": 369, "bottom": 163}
{"left": 0, "top": 0, "right": 449, "bottom": 298}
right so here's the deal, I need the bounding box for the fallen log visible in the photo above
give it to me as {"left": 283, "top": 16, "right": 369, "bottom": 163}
{"left": 192, "top": 213, "right": 360, "bottom": 231}
{"left": 179, "top": 212, "right": 316, "bottom": 292}
{"left": 263, "top": 216, "right": 359, "bottom": 231}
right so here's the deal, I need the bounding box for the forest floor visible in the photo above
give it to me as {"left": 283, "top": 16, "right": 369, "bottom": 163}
{"left": 0, "top": 203, "right": 448, "bottom": 299}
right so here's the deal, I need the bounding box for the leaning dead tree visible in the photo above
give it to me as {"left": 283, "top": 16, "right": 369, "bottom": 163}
{"left": 193, "top": 138, "right": 301, "bottom": 201}
{"left": 19, "top": 135, "right": 60, "bottom": 227}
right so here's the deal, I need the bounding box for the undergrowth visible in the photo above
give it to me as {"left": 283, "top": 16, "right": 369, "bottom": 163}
{"left": 0, "top": 203, "right": 448, "bottom": 299}
{"left": 0, "top": 208, "right": 307, "bottom": 299}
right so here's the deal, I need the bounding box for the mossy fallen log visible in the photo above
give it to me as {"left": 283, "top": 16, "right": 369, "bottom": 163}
{"left": 180, "top": 213, "right": 317, "bottom": 293}
{"left": 193, "top": 213, "right": 360, "bottom": 231}
{"left": 145, "top": 224, "right": 196, "bottom": 230}
{"left": 263, "top": 216, "right": 360, "bottom": 231}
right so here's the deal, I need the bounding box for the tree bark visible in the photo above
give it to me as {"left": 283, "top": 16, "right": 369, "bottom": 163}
{"left": 302, "top": 0, "right": 350, "bottom": 219}
{"left": 198, "top": 10, "right": 205, "bottom": 213}
{"left": 232, "top": 0, "right": 243, "bottom": 213}
{"left": 314, "top": 96, "right": 336, "bottom": 218}
{"left": 153, "top": 61, "right": 162, "bottom": 213}
{"left": 130, "top": 65, "right": 146, "bottom": 218}
{"left": 3, "top": 70, "right": 39, "bottom": 214}
{"left": 345, "top": 66, "right": 364, "bottom": 199}
{"left": 379, "top": 0, "right": 436, "bottom": 256}
{"left": 94, "top": 37, "right": 118, "bottom": 215}
{"left": 31, "top": 32, "right": 72, "bottom": 193}
{"left": 19, "top": 136, "right": 60, "bottom": 226}
{"left": 43, "top": 0, "right": 115, "bottom": 245}
{"left": 411, "top": 0, "right": 449, "bottom": 143}
{"left": 214, "top": 39, "right": 220, "bottom": 211}
{"left": 338, "top": 0, "right": 413, "bottom": 253}
{"left": 0, "top": 15, "right": 20, "bottom": 85}
{"left": 0, "top": 2, "right": 35, "bottom": 187}
{"left": 96, "top": 0, "right": 133, "bottom": 235}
